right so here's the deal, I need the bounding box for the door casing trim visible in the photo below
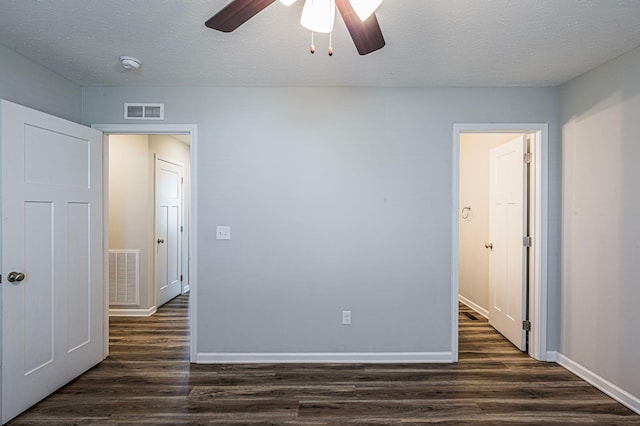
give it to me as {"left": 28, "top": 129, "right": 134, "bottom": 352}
{"left": 452, "top": 123, "right": 548, "bottom": 361}
{"left": 92, "top": 124, "right": 198, "bottom": 363}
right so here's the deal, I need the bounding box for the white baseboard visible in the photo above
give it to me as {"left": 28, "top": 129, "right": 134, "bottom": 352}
{"left": 182, "top": 285, "right": 190, "bottom": 295}
{"left": 196, "top": 352, "right": 454, "bottom": 364}
{"left": 556, "top": 353, "right": 640, "bottom": 415}
{"left": 458, "top": 295, "right": 489, "bottom": 319}
{"left": 109, "top": 306, "right": 157, "bottom": 317}
{"left": 545, "top": 350, "right": 558, "bottom": 362}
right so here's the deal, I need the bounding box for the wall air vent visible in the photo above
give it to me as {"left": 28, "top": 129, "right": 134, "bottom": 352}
{"left": 124, "top": 103, "right": 164, "bottom": 120}
{"left": 109, "top": 250, "right": 140, "bottom": 305}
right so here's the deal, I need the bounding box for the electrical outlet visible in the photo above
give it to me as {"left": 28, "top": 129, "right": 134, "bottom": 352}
{"left": 342, "top": 310, "right": 351, "bottom": 325}
{"left": 216, "top": 226, "right": 231, "bottom": 240}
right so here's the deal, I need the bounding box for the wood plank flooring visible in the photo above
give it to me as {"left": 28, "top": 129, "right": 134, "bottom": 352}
{"left": 8, "top": 297, "right": 639, "bottom": 425}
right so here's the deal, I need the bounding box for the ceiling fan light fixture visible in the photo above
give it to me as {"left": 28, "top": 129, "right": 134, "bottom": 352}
{"left": 300, "top": 0, "right": 336, "bottom": 33}
{"left": 279, "top": 0, "right": 298, "bottom": 6}
{"left": 204, "top": 0, "right": 385, "bottom": 56}
{"left": 349, "top": 0, "right": 383, "bottom": 21}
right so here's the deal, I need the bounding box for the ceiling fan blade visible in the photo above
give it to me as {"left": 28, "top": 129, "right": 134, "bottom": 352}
{"left": 335, "top": 0, "right": 385, "bottom": 55}
{"left": 205, "top": 0, "right": 277, "bottom": 32}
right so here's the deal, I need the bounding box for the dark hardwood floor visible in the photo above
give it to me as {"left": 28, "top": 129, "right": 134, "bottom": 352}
{"left": 8, "top": 297, "right": 639, "bottom": 425}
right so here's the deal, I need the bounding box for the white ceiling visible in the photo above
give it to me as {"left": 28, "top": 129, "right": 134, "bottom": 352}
{"left": 1, "top": 0, "right": 640, "bottom": 87}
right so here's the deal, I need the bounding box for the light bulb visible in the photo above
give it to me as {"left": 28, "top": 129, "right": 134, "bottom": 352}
{"left": 349, "top": 0, "right": 383, "bottom": 21}
{"left": 301, "top": 0, "right": 336, "bottom": 33}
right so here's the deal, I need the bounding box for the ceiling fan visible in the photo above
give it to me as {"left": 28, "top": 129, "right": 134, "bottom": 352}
{"left": 205, "top": 0, "right": 385, "bottom": 55}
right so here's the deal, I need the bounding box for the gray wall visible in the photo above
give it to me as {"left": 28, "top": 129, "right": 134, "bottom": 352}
{"left": 82, "top": 86, "right": 561, "bottom": 356}
{"left": 561, "top": 45, "right": 640, "bottom": 400}
{"left": 0, "top": 44, "right": 82, "bottom": 123}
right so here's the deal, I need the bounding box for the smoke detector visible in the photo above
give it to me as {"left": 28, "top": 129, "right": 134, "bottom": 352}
{"left": 119, "top": 56, "right": 141, "bottom": 70}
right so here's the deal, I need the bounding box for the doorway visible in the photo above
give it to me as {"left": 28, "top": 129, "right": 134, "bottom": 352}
{"left": 459, "top": 132, "right": 529, "bottom": 351}
{"left": 107, "top": 135, "right": 190, "bottom": 312}
{"left": 452, "top": 124, "right": 549, "bottom": 362}
{"left": 93, "top": 124, "right": 198, "bottom": 363}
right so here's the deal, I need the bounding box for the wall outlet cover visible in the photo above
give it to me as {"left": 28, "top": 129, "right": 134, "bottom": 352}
{"left": 216, "top": 226, "right": 231, "bottom": 240}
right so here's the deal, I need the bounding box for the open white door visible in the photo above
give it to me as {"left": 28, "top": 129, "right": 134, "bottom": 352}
{"left": 155, "top": 157, "right": 182, "bottom": 307}
{"left": 1, "top": 100, "right": 104, "bottom": 423}
{"left": 488, "top": 135, "right": 528, "bottom": 351}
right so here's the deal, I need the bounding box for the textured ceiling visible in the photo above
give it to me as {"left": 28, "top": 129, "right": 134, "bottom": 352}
{"left": 1, "top": 0, "right": 640, "bottom": 87}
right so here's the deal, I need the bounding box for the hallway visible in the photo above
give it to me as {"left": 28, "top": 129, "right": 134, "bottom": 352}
{"left": 8, "top": 297, "right": 638, "bottom": 424}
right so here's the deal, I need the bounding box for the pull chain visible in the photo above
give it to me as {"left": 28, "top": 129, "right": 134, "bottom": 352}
{"left": 307, "top": 0, "right": 334, "bottom": 56}
{"left": 328, "top": 0, "right": 334, "bottom": 56}
{"left": 310, "top": 31, "right": 316, "bottom": 54}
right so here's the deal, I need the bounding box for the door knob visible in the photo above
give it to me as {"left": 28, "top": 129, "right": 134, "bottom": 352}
{"left": 485, "top": 243, "right": 493, "bottom": 250}
{"left": 7, "top": 272, "right": 25, "bottom": 283}
{"left": 157, "top": 239, "right": 165, "bottom": 244}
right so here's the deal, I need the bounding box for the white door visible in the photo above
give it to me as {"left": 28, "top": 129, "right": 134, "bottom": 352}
{"left": 1, "top": 100, "right": 104, "bottom": 423}
{"left": 155, "top": 157, "right": 182, "bottom": 307}
{"left": 488, "top": 136, "right": 528, "bottom": 351}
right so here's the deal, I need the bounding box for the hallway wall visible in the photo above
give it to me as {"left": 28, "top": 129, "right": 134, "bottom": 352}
{"left": 109, "top": 135, "right": 152, "bottom": 310}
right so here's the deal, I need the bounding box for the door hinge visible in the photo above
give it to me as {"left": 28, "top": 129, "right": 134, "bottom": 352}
{"left": 522, "top": 320, "right": 531, "bottom": 332}
{"left": 180, "top": 274, "right": 183, "bottom": 282}
{"left": 180, "top": 225, "right": 183, "bottom": 232}
{"left": 524, "top": 152, "right": 532, "bottom": 164}
{"left": 181, "top": 177, "right": 184, "bottom": 184}
{"left": 0, "top": 274, "right": 2, "bottom": 284}
{"left": 523, "top": 236, "right": 532, "bottom": 247}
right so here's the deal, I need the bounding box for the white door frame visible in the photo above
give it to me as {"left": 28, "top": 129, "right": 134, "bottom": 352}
{"left": 452, "top": 123, "right": 548, "bottom": 362}
{"left": 92, "top": 124, "right": 198, "bottom": 363}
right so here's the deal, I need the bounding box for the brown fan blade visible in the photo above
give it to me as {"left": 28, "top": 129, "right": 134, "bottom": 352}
{"left": 205, "top": 0, "right": 277, "bottom": 32}
{"left": 335, "top": 0, "right": 385, "bottom": 55}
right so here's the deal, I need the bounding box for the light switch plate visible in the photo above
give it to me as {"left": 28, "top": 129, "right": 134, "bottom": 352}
{"left": 216, "top": 226, "right": 231, "bottom": 240}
